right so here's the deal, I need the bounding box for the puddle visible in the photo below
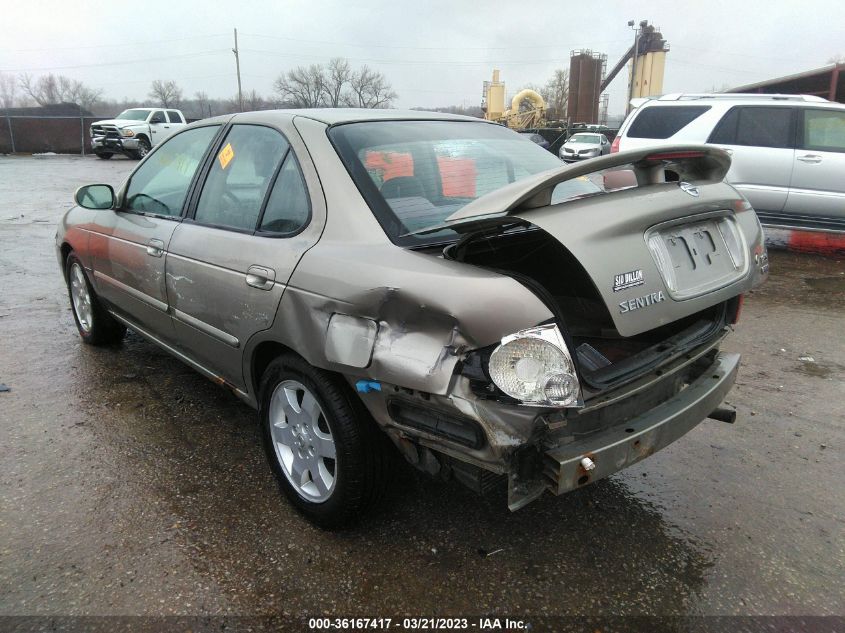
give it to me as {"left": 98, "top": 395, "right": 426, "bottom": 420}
{"left": 791, "top": 360, "right": 844, "bottom": 379}
{"left": 805, "top": 276, "right": 845, "bottom": 293}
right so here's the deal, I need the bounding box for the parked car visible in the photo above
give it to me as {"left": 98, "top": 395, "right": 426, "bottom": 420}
{"left": 90, "top": 107, "right": 187, "bottom": 160}
{"left": 614, "top": 93, "right": 845, "bottom": 231}
{"left": 519, "top": 132, "right": 551, "bottom": 150}
{"left": 58, "top": 110, "right": 767, "bottom": 527}
{"left": 559, "top": 132, "right": 611, "bottom": 161}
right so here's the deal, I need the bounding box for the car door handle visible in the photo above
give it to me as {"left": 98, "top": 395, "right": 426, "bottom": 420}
{"left": 146, "top": 239, "right": 164, "bottom": 257}
{"left": 797, "top": 154, "right": 822, "bottom": 164}
{"left": 163, "top": 125, "right": 170, "bottom": 128}
{"left": 245, "top": 265, "right": 276, "bottom": 290}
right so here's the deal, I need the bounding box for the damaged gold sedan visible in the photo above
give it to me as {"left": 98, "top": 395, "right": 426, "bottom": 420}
{"left": 56, "top": 110, "right": 767, "bottom": 527}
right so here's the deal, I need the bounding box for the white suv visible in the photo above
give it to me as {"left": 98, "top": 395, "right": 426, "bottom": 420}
{"left": 614, "top": 94, "right": 845, "bottom": 231}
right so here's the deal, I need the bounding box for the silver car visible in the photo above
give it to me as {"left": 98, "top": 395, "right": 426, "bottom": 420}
{"left": 57, "top": 110, "right": 767, "bottom": 527}
{"left": 615, "top": 93, "right": 845, "bottom": 231}
{"left": 559, "top": 132, "right": 611, "bottom": 162}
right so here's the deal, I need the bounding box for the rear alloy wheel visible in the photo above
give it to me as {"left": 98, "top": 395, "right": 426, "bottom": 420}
{"left": 259, "top": 354, "right": 391, "bottom": 529}
{"left": 270, "top": 379, "right": 338, "bottom": 502}
{"left": 65, "top": 252, "right": 126, "bottom": 345}
{"left": 95, "top": 152, "right": 113, "bottom": 160}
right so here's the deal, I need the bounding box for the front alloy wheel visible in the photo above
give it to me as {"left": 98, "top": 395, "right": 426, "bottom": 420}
{"left": 65, "top": 252, "right": 126, "bottom": 345}
{"left": 69, "top": 262, "right": 93, "bottom": 333}
{"left": 134, "top": 138, "right": 150, "bottom": 159}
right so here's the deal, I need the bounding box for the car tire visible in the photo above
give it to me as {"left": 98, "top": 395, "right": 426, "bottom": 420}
{"left": 259, "top": 354, "right": 391, "bottom": 529}
{"left": 95, "top": 152, "right": 113, "bottom": 160}
{"left": 65, "top": 252, "right": 126, "bottom": 345}
{"left": 131, "top": 138, "right": 151, "bottom": 160}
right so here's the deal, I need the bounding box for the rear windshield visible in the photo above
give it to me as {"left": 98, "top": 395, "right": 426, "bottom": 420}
{"left": 329, "top": 120, "right": 600, "bottom": 246}
{"left": 627, "top": 105, "right": 711, "bottom": 139}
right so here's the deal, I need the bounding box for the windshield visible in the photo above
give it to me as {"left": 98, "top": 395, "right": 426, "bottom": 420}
{"left": 569, "top": 134, "right": 601, "bottom": 144}
{"left": 329, "top": 120, "right": 600, "bottom": 246}
{"left": 115, "top": 109, "right": 150, "bottom": 121}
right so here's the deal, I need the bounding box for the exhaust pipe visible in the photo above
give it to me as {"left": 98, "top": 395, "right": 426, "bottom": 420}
{"left": 708, "top": 407, "right": 737, "bottom": 424}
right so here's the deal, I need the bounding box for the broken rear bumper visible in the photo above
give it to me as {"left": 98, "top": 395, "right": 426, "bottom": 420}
{"left": 543, "top": 351, "right": 740, "bottom": 497}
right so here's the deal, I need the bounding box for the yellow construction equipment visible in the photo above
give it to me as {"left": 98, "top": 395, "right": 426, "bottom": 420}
{"left": 482, "top": 70, "right": 546, "bottom": 129}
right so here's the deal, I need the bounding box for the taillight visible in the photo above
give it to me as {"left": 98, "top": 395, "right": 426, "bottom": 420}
{"left": 610, "top": 136, "right": 620, "bottom": 153}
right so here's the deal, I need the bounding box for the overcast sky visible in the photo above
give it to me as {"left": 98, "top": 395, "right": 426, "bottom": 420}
{"left": 3, "top": 0, "right": 843, "bottom": 115}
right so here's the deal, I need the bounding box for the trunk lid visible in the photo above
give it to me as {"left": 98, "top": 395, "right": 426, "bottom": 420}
{"left": 424, "top": 146, "right": 767, "bottom": 337}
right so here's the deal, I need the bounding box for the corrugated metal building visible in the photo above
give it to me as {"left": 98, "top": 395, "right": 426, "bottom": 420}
{"left": 727, "top": 63, "right": 845, "bottom": 103}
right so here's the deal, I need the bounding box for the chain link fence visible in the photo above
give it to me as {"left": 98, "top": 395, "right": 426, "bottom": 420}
{"left": 1, "top": 115, "right": 102, "bottom": 155}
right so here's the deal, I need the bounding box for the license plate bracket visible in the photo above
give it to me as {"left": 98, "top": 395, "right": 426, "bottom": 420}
{"left": 648, "top": 214, "right": 747, "bottom": 300}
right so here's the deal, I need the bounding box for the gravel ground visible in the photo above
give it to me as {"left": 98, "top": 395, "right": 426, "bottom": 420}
{"left": 0, "top": 155, "right": 842, "bottom": 628}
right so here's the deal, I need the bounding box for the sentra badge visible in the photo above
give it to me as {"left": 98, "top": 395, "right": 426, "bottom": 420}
{"left": 619, "top": 291, "right": 666, "bottom": 314}
{"left": 613, "top": 269, "right": 644, "bottom": 292}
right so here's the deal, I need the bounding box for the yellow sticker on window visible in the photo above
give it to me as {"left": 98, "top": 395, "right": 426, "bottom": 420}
{"left": 218, "top": 143, "right": 234, "bottom": 169}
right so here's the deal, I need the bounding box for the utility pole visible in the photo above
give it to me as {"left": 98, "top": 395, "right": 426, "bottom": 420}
{"left": 233, "top": 28, "right": 243, "bottom": 112}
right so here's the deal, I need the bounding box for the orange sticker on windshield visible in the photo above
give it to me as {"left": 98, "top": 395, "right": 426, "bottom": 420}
{"left": 218, "top": 143, "right": 234, "bottom": 169}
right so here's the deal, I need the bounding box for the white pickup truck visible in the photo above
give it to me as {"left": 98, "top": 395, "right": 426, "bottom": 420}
{"left": 90, "top": 107, "right": 187, "bottom": 159}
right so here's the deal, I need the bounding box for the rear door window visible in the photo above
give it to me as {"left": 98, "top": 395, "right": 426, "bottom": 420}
{"left": 258, "top": 153, "right": 311, "bottom": 234}
{"left": 800, "top": 109, "right": 845, "bottom": 153}
{"left": 194, "top": 125, "right": 289, "bottom": 231}
{"left": 166, "top": 110, "right": 183, "bottom": 124}
{"left": 708, "top": 106, "right": 794, "bottom": 148}
{"left": 626, "top": 106, "right": 711, "bottom": 139}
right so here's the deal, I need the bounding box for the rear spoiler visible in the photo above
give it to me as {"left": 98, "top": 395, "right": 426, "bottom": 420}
{"left": 443, "top": 145, "right": 731, "bottom": 224}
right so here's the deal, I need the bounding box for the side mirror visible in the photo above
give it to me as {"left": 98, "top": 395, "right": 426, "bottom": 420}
{"left": 75, "top": 184, "right": 115, "bottom": 210}
{"left": 603, "top": 169, "right": 638, "bottom": 191}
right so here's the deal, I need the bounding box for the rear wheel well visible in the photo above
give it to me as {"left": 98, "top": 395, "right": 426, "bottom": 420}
{"left": 252, "top": 341, "right": 295, "bottom": 397}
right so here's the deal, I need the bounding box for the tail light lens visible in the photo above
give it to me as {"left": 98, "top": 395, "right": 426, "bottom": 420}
{"left": 610, "top": 136, "right": 620, "bottom": 153}
{"left": 487, "top": 324, "right": 582, "bottom": 407}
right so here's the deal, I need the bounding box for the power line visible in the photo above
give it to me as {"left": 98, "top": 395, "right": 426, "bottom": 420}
{"left": 0, "top": 33, "right": 229, "bottom": 54}
{"left": 0, "top": 50, "right": 229, "bottom": 73}
{"left": 240, "top": 32, "right": 631, "bottom": 52}
{"left": 240, "top": 48, "right": 577, "bottom": 67}
{"left": 670, "top": 57, "right": 790, "bottom": 76}
{"left": 669, "top": 44, "right": 825, "bottom": 67}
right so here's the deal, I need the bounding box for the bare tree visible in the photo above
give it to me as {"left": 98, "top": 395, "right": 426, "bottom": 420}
{"left": 0, "top": 73, "right": 17, "bottom": 108}
{"left": 325, "top": 58, "right": 352, "bottom": 107}
{"left": 19, "top": 73, "right": 102, "bottom": 110}
{"left": 541, "top": 69, "right": 568, "bottom": 120}
{"left": 194, "top": 91, "right": 211, "bottom": 117}
{"left": 346, "top": 65, "right": 396, "bottom": 108}
{"left": 242, "top": 89, "right": 269, "bottom": 111}
{"left": 148, "top": 80, "right": 183, "bottom": 108}
{"left": 274, "top": 59, "right": 396, "bottom": 109}
{"left": 827, "top": 53, "right": 845, "bottom": 64}
{"left": 274, "top": 64, "right": 325, "bottom": 108}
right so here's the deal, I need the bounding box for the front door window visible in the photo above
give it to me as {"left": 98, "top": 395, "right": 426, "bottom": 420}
{"left": 124, "top": 125, "right": 220, "bottom": 216}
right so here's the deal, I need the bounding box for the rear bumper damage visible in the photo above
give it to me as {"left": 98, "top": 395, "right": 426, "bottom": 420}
{"left": 511, "top": 351, "right": 740, "bottom": 509}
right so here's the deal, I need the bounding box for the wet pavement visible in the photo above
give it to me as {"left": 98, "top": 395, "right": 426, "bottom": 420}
{"left": 0, "top": 156, "right": 843, "bottom": 621}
